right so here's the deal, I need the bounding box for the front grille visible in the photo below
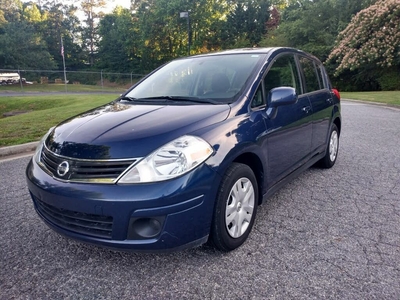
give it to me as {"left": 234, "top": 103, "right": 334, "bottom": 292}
{"left": 40, "top": 145, "right": 137, "bottom": 183}
{"left": 33, "top": 196, "right": 113, "bottom": 239}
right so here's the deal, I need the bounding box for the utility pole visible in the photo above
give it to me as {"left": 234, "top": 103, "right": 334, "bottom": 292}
{"left": 180, "top": 11, "right": 190, "bottom": 56}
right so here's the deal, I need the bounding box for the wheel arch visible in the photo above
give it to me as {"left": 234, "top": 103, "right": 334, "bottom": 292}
{"left": 232, "top": 152, "right": 264, "bottom": 205}
{"left": 333, "top": 117, "right": 341, "bottom": 136}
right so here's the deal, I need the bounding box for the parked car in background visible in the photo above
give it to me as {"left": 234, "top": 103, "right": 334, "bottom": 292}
{"left": 26, "top": 48, "right": 341, "bottom": 252}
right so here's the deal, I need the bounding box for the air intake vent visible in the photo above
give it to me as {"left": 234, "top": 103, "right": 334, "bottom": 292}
{"left": 33, "top": 195, "right": 113, "bottom": 239}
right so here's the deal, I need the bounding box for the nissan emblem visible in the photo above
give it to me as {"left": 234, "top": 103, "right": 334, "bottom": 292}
{"left": 57, "top": 161, "right": 70, "bottom": 177}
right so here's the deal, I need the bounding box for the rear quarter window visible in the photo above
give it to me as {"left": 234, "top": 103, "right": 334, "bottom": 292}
{"left": 316, "top": 64, "right": 329, "bottom": 89}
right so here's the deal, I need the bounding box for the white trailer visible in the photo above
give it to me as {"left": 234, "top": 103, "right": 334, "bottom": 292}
{"left": 0, "top": 72, "right": 25, "bottom": 85}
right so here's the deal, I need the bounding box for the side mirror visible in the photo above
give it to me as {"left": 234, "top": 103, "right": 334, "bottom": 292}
{"left": 266, "top": 87, "right": 298, "bottom": 119}
{"left": 268, "top": 87, "right": 298, "bottom": 107}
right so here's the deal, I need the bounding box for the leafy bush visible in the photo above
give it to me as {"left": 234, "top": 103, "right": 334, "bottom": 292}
{"left": 377, "top": 68, "right": 400, "bottom": 91}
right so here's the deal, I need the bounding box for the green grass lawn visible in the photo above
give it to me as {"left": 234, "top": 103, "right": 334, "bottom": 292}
{"left": 0, "top": 83, "right": 128, "bottom": 94}
{"left": 0, "top": 94, "right": 118, "bottom": 146}
{"left": 341, "top": 91, "right": 400, "bottom": 106}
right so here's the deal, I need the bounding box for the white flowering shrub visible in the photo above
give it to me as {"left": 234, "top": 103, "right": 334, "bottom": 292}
{"left": 328, "top": 0, "right": 400, "bottom": 76}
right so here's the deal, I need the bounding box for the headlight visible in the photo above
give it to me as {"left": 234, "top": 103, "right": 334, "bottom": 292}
{"left": 33, "top": 127, "right": 54, "bottom": 164}
{"left": 118, "top": 135, "right": 213, "bottom": 184}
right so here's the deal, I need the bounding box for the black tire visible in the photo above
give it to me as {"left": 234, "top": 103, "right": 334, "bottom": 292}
{"left": 319, "top": 124, "right": 339, "bottom": 168}
{"left": 210, "top": 163, "right": 258, "bottom": 252}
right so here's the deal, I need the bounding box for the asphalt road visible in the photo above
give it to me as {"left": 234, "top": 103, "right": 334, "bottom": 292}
{"left": 1, "top": 101, "right": 399, "bottom": 299}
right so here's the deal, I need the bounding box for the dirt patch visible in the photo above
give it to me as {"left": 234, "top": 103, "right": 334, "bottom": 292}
{"left": 3, "top": 110, "right": 31, "bottom": 118}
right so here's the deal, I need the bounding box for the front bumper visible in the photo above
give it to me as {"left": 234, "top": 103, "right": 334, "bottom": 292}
{"left": 26, "top": 158, "right": 221, "bottom": 252}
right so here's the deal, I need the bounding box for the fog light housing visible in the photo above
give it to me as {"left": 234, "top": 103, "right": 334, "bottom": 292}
{"left": 128, "top": 216, "right": 165, "bottom": 239}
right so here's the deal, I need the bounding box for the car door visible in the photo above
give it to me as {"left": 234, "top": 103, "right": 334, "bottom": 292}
{"left": 298, "top": 56, "right": 333, "bottom": 155}
{"left": 253, "top": 53, "right": 313, "bottom": 187}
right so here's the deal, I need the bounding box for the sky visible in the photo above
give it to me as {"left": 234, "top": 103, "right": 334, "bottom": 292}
{"left": 104, "top": 0, "right": 131, "bottom": 12}
{"left": 71, "top": 0, "right": 132, "bottom": 21}
{"left": 24, "top": 0, "right": 131, "bottom": 17}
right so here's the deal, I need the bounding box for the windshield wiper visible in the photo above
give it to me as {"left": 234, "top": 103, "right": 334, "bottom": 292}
{"left": 119, "top": 96, "right": 137, "bottom": 101}
{"left": 135, "top": 96, "right": 220, "bottom": 105}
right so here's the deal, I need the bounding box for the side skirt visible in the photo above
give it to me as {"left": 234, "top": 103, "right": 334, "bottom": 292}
{"left": 261, "top": 151, "right": 325, "bottom": 204}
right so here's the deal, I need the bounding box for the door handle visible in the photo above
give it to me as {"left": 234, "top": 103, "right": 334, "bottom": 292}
{"left": 302, "top": 106, "right": 312, "bottom": 113}
{"left": 326, "top": 98, "right": 333, "bottom": 104}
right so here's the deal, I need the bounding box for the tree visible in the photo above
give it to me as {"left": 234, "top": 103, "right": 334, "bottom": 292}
{"left": 0, "top": 21, "right": 56, "bottom": 69}
{"left": 130, "top": 0, "right": 281, "bottom": 70}
{"left": 81, "top": 0, "right": 106, "bottom": 66}
{"left": 132, "top": 0, "right": 184, "bottom": 71}
{"left": 0, "top": 0, "right": 56, "bottom": 69}
{"left": 97, "top": 7, "right": 140, "bottom": 73}
{"left": 223, "top": 0, "right": 271, "bottom": 48}
{"left": 328, "top": 0, "right": 400, "bottom": 76}
{"left": 0, "top": 0, "right": 22, "bottom": 23}
{"left": 40, "top": 1, "right": 83, "bottom": 70}
{"left": 266, "top": 6, "right": 280, "bottom": 31}
{"left": 260, "top": 0, "right": 380, "bottom": 61}
{"left": 0, "top": 10, "right": 6, "bottom": 27}
{"left": 263, "top": 0, "right": 342, "bottom": 60}
{"left": 22, "top": 2, "right": 42, "bottom": 23}
{"left": 130, "top": 0, "right": 231, "bottom": 71}
{"left": 188, "top": 0, "right": 230, "bottom": 52}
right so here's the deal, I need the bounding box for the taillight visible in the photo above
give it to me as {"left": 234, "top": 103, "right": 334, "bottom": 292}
{"left": 332, "top": 88, "right": 340, "bottom": 101}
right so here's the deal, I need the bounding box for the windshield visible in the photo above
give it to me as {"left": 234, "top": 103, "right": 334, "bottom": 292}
{"left": 125, "top": 53, "right": 266, "bottom": 103}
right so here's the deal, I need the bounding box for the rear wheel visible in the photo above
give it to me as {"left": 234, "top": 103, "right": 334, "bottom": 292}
{"left": 210, "top": 163, "right": 258, "bottom": 251}
{"left": 319, "top": 124, "right": 339, "bottom": 168}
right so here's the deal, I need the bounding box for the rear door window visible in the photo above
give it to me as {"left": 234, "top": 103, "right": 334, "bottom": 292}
{"left": 299, "top": 56, "right": 321, "bottom": 93}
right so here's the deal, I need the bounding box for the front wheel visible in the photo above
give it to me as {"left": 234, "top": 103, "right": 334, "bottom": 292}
{"left": 319, "top": 124, "right": 339, "bottom": 168}
{"left": 210, "top": 163, "right": 258, "bottom": 252}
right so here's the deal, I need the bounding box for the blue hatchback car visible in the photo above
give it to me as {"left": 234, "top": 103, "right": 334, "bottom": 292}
{"left": 26, "top": 48, "right": 341, "bottom": 252}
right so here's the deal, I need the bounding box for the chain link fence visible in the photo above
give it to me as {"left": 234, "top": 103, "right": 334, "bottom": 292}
{"left": 0, "top": 69, "right": 145, "bottom": 92}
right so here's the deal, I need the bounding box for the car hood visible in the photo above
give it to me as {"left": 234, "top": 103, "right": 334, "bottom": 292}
{"left": 46, "top": 102, "right": 230, "bottom": 159}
